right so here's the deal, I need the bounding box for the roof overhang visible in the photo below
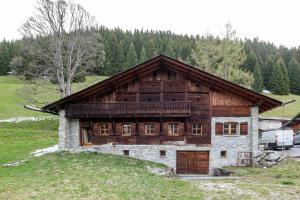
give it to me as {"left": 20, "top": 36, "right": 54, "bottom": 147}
{"left": 43, "top": 54, "right": 282, "bottom": 114}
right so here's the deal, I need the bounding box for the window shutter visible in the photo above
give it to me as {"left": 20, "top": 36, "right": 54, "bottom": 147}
{"left": 92, "top": 123, "right": 100, "bottom": 136}
{"left": 108, "top": 123, "right": 113, "bottom": 135}
{"left": 155, "top": 123, "right": 160, "bottom": 135}
{"left": 202, "top": 121, "right": 208, "bottom": 135}
{"left": 162, "top": 123, "right": 168, "bottom": 136}
{"left": 139, "top": 123, "right": 144, "bottom": 136}
{"left": 215, "top": 122, "right": 223, "bottom": 135}
{"left": 240, "top": 122, "right": 248, "bottom": 135}
{"left": 178, "top": 123, "right": 184, "bottom": 136}
{"left": 186, "top": 122, "right": 192, "bottom": 136}
{"left": 116, "top": 123, "right": 122, "bottom": 136}
{"left": 131, "top": 123, "right": 136, "bottom": 136}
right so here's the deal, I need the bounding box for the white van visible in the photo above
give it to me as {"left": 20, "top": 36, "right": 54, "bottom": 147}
{"left": 260, "top": 129, "right": 294, "bottom": 150}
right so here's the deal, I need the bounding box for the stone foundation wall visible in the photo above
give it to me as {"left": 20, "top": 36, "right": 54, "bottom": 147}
{"left": 77, "top": 144, "right": 213, "bottom": 172}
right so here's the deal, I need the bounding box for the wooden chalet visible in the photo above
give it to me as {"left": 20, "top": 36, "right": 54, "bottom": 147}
{"left": 44, "top": 55, "right": 282, "bottom": 174}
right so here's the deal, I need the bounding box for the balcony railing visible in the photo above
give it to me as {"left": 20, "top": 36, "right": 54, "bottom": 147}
{"left": 65, "top": 102, "right": 191, "bottom": 117}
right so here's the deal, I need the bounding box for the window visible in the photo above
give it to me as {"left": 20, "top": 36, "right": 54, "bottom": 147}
{"left": 82, "top": 127, "right": 92, "bottom": 145}
{"left": 122, "top": 124, "right": 132, "bottom": 136}
{"left": 123, "top": 150, "right": 129, "bottom": 156}
{"left": 223, "top": 122, "right": 238, "bottom": 135}
{"left": 192, "top": 124, "right": 202, "bottom": 135}
{"left": 160, "top": 150, "right": 166, "bottom": 157}
{"left": 168, "top": 123, "right": 179, "bottom": 136}
{"left": 99, "top": 123, "right": 109, "bottom": 135}
{"left": 145, "top": 123, "right": 155, "bottom": 135}
{"left": 167, "top": 72, "right": 176, "bottom": 80}
{"left": 221, "top": 151, "right": 227, "bottom": 158}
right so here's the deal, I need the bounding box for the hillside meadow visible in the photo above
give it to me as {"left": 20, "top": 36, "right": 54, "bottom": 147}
{"left": 0, "top": 76, "right": 107, "bottom": 119}
{"left": 0, "top": 75, "right": 299, "bottom": 119}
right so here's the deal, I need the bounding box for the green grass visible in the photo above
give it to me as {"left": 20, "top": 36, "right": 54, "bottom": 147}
{"left": 0, "top": 76, "right": 107, "bottom": 119}
{"left": 1, "top": 119, "right": 300, "bottom": 199}
{"left": 192, "top": 160, "right": 300, "bottom": 199}
{"left": 0, "top": 120, "right": 58, "bottom": 164}
{"left": 262, "top": 93, "right": 300, "bottom": 118}
{"left": 0, "top": 120, "right": 204, "bottom": 200}
{"left": 0, "top": 153, "right": 204, "bottom": 200}
{"left": 227, "top": 159, "right": 300, "bottom": 180}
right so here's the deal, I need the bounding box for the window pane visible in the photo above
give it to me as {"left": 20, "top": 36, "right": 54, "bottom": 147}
{"left": 145, "top": 124, "right": 155, "bottom": 135}
{"left": 100, "top": 123, "right": 109, "bottom": 135}
{"left": 192, "top": 124, "right": 202, "bottom": 135}
{"left": 223, "top": 122, "right": 238, "bottom": 135}
{"left": 122, "top": 124, "right": 131, "bottom": 135}
{"left": 168, "top": 123, "right": 179, "bottom": 135}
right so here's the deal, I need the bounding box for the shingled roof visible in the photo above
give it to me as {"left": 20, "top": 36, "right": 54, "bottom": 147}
{"left": 43, "top": 54, "right": 282, "bottom": 113}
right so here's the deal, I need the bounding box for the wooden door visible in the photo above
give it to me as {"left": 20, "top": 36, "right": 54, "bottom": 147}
{"left": 176, "top": 151, "right": 209, "bottom": 174}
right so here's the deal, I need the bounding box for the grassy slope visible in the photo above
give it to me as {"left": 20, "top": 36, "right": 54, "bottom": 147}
{"left": 0, "top": 120, "right": 203, "bottom": 200}
{"left": 0, "top": 120, "right": 58, "bottom": 164}
{"left": 0, "top": 76, "right": 107, "bottom": 119}
{"left": 262, "top": 93, "right": 300, "bottom": 118}
{"left": 192, "top": 160, "right": 300, "bottom": 199}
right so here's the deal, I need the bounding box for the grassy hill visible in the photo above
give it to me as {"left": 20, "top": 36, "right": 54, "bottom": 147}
{"left": 0, "top": 75, "right": 299, "bottom": 119}
{"left": 262, "top": 93, "right": 300, "bottom": 119}
{"left": 0, "top": 76, "right": 107, "bottom": 119}
{"left": 0, "top": 120, "right": 204, "bottom": 200}
{"left": 0, "top": 120, "right": 299, "bottom": 199}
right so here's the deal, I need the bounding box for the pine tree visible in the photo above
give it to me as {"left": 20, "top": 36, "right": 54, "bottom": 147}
{"left": 271, "top": 58, "right": 289, "bottom": 95}
{"left": 242, "top": 47, "right": 258, "bottom": 72}
{"left": 252, "top": 63, "right": 264, "bottom": 92}
{"left": 287, "top": 57, "right": 300, "bottom": 94}
{"left": 139, "top": 46, "right": 147, "bottom": 63}
{"left": 165, "top": 42, "right": 175, "bottom": 57}
{"left": 126, "top": 43, "right": 138, "bottom": 68}
{"left": 263, "top": 55, "right": 276, "bottom": 90}
{"left": 147, "top": 39, "right": 156, "bottom": 57}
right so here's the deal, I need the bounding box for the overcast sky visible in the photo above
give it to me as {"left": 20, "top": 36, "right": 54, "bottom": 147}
{"left": 1, "top": 0, "right": 300, "bottom": 48}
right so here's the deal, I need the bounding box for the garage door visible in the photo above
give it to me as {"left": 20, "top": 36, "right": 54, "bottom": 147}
{"left": 176, "top": 151, "right": 209, "bottom": 174}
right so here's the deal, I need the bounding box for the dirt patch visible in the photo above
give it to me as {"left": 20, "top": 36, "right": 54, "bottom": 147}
{"left": 192, "top": 178, "right": 299, "bottom": 200}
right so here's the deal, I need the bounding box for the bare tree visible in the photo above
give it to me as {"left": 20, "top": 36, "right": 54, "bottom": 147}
{"left": 20, "top": 0, "right": 105, "bottom": 97}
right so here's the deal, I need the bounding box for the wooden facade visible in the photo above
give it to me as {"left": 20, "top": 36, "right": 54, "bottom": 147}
{"left": 44, "top": 55, "right": 282, "bottom": 147}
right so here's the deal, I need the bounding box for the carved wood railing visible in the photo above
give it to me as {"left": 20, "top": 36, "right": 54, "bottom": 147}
{"left": 65, "top": 102, "right": 191, "bottom": 117}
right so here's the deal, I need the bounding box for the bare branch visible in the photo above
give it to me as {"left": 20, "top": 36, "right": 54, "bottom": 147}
{"left": 19, "top": 0, "right": 104, "bottom": 98}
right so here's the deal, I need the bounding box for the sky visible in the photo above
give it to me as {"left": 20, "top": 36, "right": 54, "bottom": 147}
{"left": 0, "top": 0, "right": 300, "bottom": 48}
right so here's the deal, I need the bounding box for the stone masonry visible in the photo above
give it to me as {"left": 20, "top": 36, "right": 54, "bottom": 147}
{"left": 58, "top": 107, "right": 259, "bottom": 174}
{"left": 58, "top": 110, "right": 80, "bottom": 150}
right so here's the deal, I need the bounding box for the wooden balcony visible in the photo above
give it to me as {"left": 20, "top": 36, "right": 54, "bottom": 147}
{"left": 65, "top": 102, "right": 191, "bottom": 117}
